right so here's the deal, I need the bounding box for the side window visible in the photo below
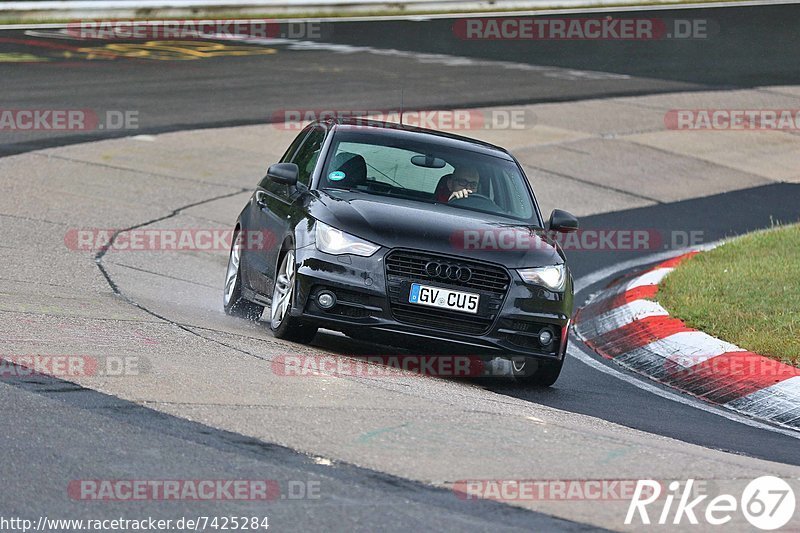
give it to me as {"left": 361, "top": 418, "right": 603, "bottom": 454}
{"left": 258, "top": 127, "right": 312, "bottom": 191}
{"left": 291, "top": 126, "right": 325, "bottom": 187}
{"left": 280, "top": 128, "right": 312, "bottom": 163}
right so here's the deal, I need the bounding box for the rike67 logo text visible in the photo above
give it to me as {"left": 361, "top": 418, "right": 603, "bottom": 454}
{"left": 626, "top": 477, "right": 795, "bottom": 530}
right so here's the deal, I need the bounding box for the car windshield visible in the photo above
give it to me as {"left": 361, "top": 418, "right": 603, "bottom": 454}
{"left": 319, "top": 129, "right": 538, "bottom": 222}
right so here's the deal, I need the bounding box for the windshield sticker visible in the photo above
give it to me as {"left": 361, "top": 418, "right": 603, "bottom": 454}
{"left": 328, "top": 171, "right": 346, "bottom": 181}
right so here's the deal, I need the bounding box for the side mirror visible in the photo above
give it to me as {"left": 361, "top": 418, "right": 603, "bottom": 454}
{"left": 267, "top": 163, "right": 299, "bottom": 186}
{"left": 548, "top": 209, "right": 579, "bottom": 233}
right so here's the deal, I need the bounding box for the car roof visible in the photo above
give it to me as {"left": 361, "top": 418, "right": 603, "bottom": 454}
{"left": 318, "top": 117, "right": 515, "bottom": 161}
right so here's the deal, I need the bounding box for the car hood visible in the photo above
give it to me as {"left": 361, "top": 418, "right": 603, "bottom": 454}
{"left": 309, "top": 189, "right": 563, "bottom": 268}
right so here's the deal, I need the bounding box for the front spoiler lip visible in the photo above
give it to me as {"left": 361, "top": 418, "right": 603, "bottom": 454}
{"left": 301, "top": 310, "right": 564, "bottom": 359}
{"left": 371, "top": 326, "right": 562, "bottom": 359}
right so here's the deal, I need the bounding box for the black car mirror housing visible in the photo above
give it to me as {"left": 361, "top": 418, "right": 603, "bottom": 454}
{"left": 267, "top": 163, "right": 299, "bottom": 186}
{"left": 548, "top": 209, "right": 579, "bottom": 233}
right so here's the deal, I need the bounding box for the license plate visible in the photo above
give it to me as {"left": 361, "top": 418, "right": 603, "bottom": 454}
{"left": 408, "top": 283, "right": 480, "bottom": 314}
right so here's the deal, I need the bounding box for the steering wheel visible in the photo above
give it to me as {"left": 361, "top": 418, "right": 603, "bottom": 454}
{"left": 449, "top": 193, "right": 499, "bottom": 211}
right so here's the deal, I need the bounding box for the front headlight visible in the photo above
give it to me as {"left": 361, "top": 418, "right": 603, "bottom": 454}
{"left": 315, "top": 221, "right": 380, "bottom": 257}
{"left": 517, "top": 264, "right": 567, "bottom": 291}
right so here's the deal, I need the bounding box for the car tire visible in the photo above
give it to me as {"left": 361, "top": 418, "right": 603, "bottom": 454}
{"left": 223, "top": 228, "right": 265, "bottom": 320}
{"left": 269, "top": 248, "right": 318, "bottom": 344}
{"left": 511, "top": 355, "right": 564, "bottom": 387}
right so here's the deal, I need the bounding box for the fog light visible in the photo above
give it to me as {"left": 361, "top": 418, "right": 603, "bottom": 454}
{"left": 538, "top": 328, "right": 554, "bottom": 346}
{"left": 317, "top": 291, "right": 336, "bottom": 310}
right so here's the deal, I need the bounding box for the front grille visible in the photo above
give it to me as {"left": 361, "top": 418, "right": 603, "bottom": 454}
{"left": 385, "top": 250, "right": 510, "bottom": 335}
{"left": 329, "top": 306, "right": 370, "bottom": 319}
{"left": 386, "top": 253, "right": 509, "bottom": 294}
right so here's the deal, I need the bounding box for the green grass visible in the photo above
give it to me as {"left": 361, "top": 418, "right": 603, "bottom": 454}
{"left": 658, "top": 224, "right": 800, "bottom": 365}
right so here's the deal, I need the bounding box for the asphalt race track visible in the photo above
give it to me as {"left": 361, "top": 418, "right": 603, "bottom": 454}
{"left": 2, "top": 3, "right": 800, "bottom": 531}
{"left": 4, "top": 2, "right": 800, "bottom": 157}
{"left": 1, "top": 370, "right": 585, "bottom": 532}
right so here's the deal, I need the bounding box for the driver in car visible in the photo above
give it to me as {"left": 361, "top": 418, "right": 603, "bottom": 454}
{"left": 434, "top": 166, "right": 481, "bottom": 202}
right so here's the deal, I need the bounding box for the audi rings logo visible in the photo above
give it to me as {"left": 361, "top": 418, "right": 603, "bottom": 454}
{"left": 425, "top": 262, "right": 472, "bottom": 282}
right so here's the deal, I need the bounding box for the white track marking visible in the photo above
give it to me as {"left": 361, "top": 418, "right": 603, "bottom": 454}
{"left": 19, "top": 26, "right": 630, "bottom": 82}
{"left": 627, "top": 267, "right": 675, "bottom": 290}
{"left": 588, "top": 265, "right": 676, "bottom": 302}
{"left": 584, "top": 299, "right": 669, "bottom": 338}
{"left": 257, "top": 38, "right": 629, "bottom": 80}
{"left": 574, "top": 241, "right": 722, "bottom": 294}
{"left": 727, "top": 377, "right": 800, "bottom": 421}
{"left": 572, "top": 242, "right": 799, "bottom": 437}
{"left": 568, "top": 341, "right": 800, "bottom": 439}
{"left": 629, "top": 331, "right": 745, "bottom": 368}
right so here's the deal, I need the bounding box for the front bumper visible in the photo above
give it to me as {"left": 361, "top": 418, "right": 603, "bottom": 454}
{"left": 292, "top": 246, "right": 572, "bottom": 360}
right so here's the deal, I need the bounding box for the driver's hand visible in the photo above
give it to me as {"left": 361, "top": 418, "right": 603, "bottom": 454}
{"left": 448, "top": 188, "right": 470, "bottom": 201}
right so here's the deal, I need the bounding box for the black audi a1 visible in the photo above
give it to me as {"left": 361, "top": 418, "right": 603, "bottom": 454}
{"left": 223, "top": 118, "right": 578, "bottom": 385}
